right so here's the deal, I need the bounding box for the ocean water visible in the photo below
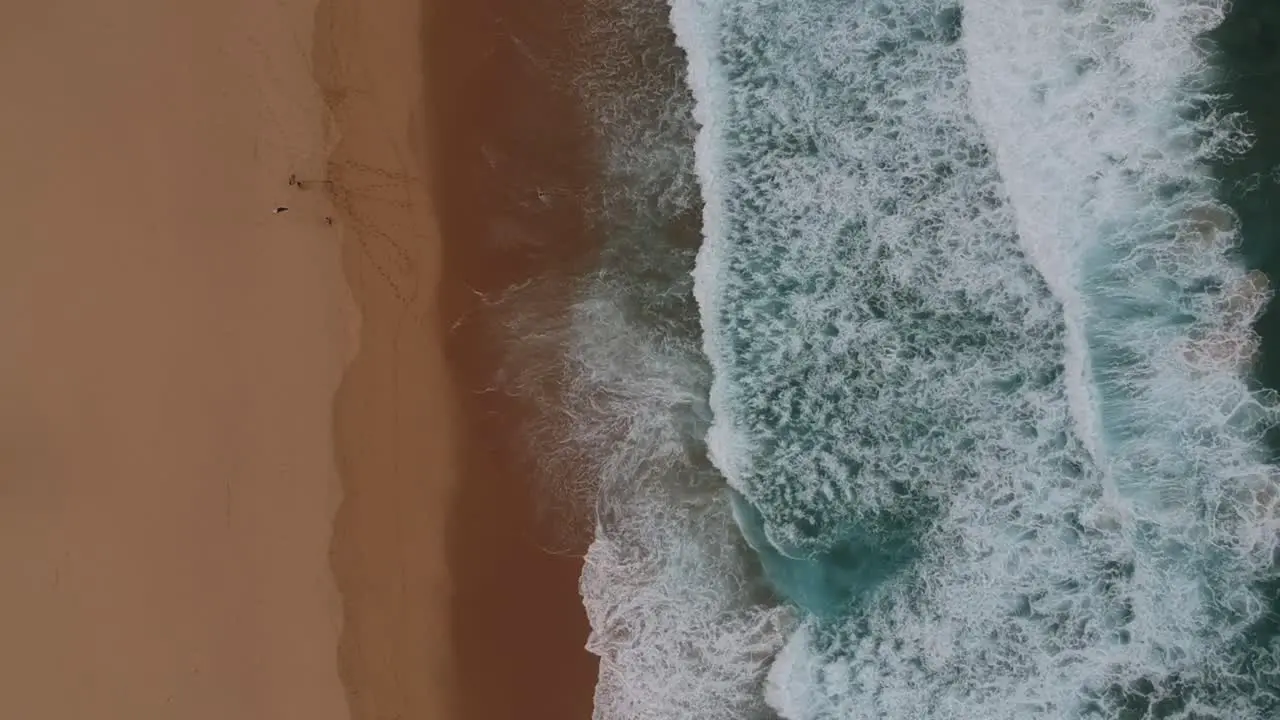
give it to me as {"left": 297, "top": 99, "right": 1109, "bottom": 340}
{"left": 503, "top": 0, "right": 1280, "bottom": 718}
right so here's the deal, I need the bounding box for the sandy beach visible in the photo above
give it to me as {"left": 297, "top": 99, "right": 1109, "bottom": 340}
{"left": 0, "top": 0, "right": 600, "bottom": 715}
{"left": 314, "top": 0, "right": 460, "bottom": 717}
{"left": 0, "top": 0, "right": 356, "bottom": 716}
{"left": 0, "top": 0, "right": 472, "bottom": 717}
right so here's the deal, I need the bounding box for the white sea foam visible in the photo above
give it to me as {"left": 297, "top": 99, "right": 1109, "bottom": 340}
{"left": 672, "top": 0, "right": 1280, "bottom": 717}
{"left": 962, "top": 0, "right": 1272, "bottom": 523}
{"left": 671, "top": 0, "right": 746, "bottom": 492}
{"left": 498, "top": 3, "right": 798, "bottom": 718}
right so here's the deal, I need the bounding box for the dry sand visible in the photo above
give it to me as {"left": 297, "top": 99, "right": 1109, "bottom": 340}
{"left": 0, "top": 0, "right": 461, "bottom": 717}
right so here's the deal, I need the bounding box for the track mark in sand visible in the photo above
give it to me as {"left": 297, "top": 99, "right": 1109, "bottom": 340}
{"left": 325, "top": 158, "right": 434, "bottom": 307}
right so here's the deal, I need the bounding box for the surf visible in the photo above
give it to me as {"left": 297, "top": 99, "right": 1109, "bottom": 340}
{"left": 495, "top": 0, "right": 1280, "bottom": 717}
{"left": 672, "top": 0, "right": 1280, "bottom": 717}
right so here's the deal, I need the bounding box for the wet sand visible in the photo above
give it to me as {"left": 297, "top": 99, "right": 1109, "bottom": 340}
{"left": 313, "top": 0, "right": 459, "bottom": 717}
{"left": 428, "top": 2, "right": 601, "bottom": 719}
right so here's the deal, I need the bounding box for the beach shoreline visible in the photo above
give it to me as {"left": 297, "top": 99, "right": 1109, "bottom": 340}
{"left": 0, "top": 0, "right": 600, "bottom": 716}
{"left": 426, "top": 2, "right": 602, "bottom": 718}
{"left": 313, "top": 0, "right": 461, "bottom": 717}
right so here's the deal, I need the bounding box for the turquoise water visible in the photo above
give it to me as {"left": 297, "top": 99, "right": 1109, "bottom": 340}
{"left": 499, "top": 0, "right": 1280, "bottom": 718}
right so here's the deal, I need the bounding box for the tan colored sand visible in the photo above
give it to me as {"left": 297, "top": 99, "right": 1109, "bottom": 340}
{"left": 0, "top": 0, "right": 439, "bottom": 717}
{"left": 314, "top": 0, "right": 460, "bottom": 718}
